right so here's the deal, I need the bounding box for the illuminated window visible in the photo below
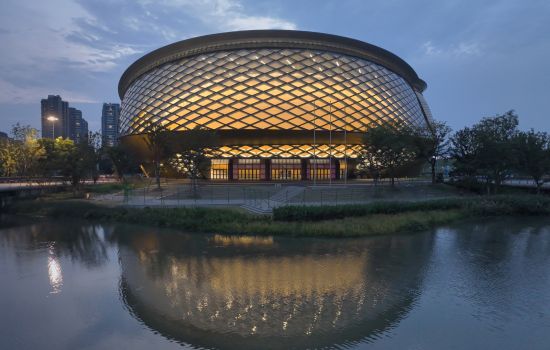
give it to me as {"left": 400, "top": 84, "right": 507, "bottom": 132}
{"left": 236, "top": 158, "right": 262, "bottom": 180}
{"left": 210, "top": 159, "right": 229, "bottom": 180}
{"left": 271, "top": 159, "right": 301, "bottom": 180}
{"left": 308, "top": 158, "right": 333, "bottom": 180}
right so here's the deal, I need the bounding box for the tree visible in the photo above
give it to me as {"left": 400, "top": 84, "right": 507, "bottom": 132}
{"left": 143, "top": 121, "right": 170, "bottom": 190}
{"left": 86, "top": 132, "right": 102, "bottom": 184}
{"left": 357, "top": 144, "right": 382, "bottom": 184}
{"left": 413, "top": 120, "right": 452, "bottom": 184}
{"left": 450, "top": 110, "right": 519, "bottom": 193}
{"left": 0, "top": 137, "right": 18, "bottom": 177}
{"left": 104, "top": 145, "right": 136, "bottom": 183}
{"left": 360, "top": 121, "right": 418, "bottom": 186}
{"left": 449, "top": 127, "right": 479, "bottom": 179}
{"left": 0, "top": 124, "right": 43, "bottom": 178}
{"left": 12, "top": 124, "right": 43, "bottom": 178}
{"left": 513, "top": 130, "right": 550, "bottom": 194}
{"left": 36, "top": 138, "right": 58, "bottom": 180}
{"left": 34, "top": 137, "right": 95, "bottom": 191}
{"left": 169, "top": 128, "right": 217, "bottom": 197}
{"left": 50, "top": 138, "right": 77, "bottom": 184}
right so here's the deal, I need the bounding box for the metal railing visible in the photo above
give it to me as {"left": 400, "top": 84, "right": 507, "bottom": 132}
{"left": 108, "top": 177, "right": 449, "bottom": 212}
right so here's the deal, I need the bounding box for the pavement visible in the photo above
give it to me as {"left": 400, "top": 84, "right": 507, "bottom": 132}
{"left": 90, "top": 180, "right": 466, "bottom": 214}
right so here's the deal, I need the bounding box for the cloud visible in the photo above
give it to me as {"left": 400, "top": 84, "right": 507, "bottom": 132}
{"left": 0, "top": 0, "right": 296, "bottom": 109}
{"left": 136, "top": 0, "right": 296, "bottom": 32}
{"left": 0, "top": 79, "right": 97, "bottom": 104}
{"left": 227, "top": 16, "right": 296, "bottom": 30}
{"left": 422, "top": 40, "right": 481, "bottom": 58}
{"left": 0, "top": 0, "right": 141, "bottom": 74}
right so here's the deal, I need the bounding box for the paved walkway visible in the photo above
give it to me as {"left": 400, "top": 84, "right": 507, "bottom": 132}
{"left": 91, "top": 181, "right": 467, "bottom": 214}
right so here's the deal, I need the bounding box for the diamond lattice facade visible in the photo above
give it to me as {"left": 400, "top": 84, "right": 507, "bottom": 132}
{"left": 119, "top": 30, "right": 432, "bottom": 180}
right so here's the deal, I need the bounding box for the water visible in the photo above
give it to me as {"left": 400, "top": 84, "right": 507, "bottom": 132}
{"left": 1, "top": 216, "right": 549, "bottom": 350}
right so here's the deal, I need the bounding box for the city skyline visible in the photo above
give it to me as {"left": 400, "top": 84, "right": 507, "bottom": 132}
{"left": 0, "top": 0, "right": 549, "bottom": 134}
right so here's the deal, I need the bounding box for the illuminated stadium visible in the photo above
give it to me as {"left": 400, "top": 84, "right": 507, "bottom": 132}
{"left": 118, "top": 30, "right": 433, "bottom": 181}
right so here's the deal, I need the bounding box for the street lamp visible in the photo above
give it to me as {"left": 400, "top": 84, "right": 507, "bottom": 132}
{"left": 47, "top": 116, "right": 58, "bottom": 139}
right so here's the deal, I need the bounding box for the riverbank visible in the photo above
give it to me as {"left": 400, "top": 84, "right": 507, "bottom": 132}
{"left": 5, "top": 194, "right": 550, "bottom": 237}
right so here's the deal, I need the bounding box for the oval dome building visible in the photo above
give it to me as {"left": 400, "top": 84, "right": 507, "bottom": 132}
{"left": 119, "top": 30, "right": 433, "bottom": 181}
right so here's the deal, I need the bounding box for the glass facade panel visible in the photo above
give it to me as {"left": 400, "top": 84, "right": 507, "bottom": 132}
{"left": 120, "top": 49, "right": 429, "bottom": 135}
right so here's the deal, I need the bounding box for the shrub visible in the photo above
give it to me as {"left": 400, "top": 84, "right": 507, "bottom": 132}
{"left": 273, "top": 198, "right": 466, "bottom": 221}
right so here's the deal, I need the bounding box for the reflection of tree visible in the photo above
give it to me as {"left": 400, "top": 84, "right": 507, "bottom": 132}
{"left": 115, "top": 227, "right": 435, "bottom": 350}
{"left": 0, "top": 220, "right": 113, "bottom": 268}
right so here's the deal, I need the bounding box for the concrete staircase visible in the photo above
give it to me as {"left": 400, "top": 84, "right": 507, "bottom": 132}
{"left": 240, "top": 186, "right": 304, "bottom": 214}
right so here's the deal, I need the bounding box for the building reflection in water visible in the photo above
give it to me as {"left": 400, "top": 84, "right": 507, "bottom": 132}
{"left": 117, "top": 229, "right": 435, "bottom": 349}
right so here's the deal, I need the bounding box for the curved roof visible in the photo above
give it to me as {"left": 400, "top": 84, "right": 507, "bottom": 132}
{"left": 118, "top": 30, "right": 427, "bottom": 99}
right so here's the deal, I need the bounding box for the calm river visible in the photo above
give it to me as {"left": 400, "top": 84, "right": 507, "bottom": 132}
{"left": 1, "top": 216, "right": 549, "bottom": 349}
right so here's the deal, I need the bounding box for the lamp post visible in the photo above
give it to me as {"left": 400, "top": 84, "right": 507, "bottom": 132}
{"left": 47, "top": 116, "right": 59, "bottom": 139}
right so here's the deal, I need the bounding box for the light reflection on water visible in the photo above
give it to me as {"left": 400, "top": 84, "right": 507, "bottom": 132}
{"left": 0, "top": 217, "right": 549, "bottom": 349}
{"left": 47, "top": 245, "right": 63, "bottom": 294}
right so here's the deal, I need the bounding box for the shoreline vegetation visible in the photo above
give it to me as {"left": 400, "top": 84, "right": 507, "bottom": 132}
{"left": 5, "top": 195, "right": 550, "bottom": 237}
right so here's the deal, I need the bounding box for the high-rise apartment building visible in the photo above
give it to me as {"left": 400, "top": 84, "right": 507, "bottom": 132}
{"left": 101, "top": 103, "right": 120, "bottom": 147}
{"left": 79, "top": 119, "right": 89, "bottom": 144}
{"left": 69, "top": 107, "right": 88, "bottom": 143}
{"left": 41, "top": 95, "right": 68, "bottom": 139}
{"left": 41, "top": 95, "right": 88, "bottom": 142}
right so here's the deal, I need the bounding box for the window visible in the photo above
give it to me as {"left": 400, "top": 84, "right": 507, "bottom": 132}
{"left": 238, "top": 168, "right": 260, "bottom": 180}
{"left": 210, "top": 159, "right": 229, "bottom": 180}
{"left": 309, "top": 159, "right": 333, "bottom": 180}
{"left": 236, "top": 158, "right": 262, "bottom": 180}
{"left": 271, "top": 159, "right": 301, "bottom": 180}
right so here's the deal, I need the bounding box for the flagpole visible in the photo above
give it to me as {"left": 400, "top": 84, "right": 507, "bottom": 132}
{"left": 313, "top": 101, "right": 317, "bottom": 186}
{"left": 329, "top": 99, "right": 332, "bottom": 187}
{"left": 344, "top": 107, "right": 348, "bottom": 186}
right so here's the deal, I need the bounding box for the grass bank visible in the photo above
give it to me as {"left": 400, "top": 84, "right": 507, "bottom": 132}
{"left": 5, "top": 195, "right": 550, "bottom": 237}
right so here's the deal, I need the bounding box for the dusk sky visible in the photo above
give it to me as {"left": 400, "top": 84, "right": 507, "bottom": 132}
{"left": 0, "top": 0, "right": 548, "bottom": 134}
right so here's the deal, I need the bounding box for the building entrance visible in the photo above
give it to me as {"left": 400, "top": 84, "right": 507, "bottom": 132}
{"left": 271, "top": 159, "right": 301, "bottom": 180}
{"left": 308, "top": 159, "right": 334, "bottom": 180}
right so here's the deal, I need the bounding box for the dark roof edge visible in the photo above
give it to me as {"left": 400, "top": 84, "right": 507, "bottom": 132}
{"left": 118, "top": 30, "right": 427, "bottom": 99}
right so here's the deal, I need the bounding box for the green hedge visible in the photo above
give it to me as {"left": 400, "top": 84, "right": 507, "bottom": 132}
{"left": 273, "top": 198, "right": 465, "bottom": 221}
{"left": 273, "top": 195, "right": 550, "bottom": 221}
